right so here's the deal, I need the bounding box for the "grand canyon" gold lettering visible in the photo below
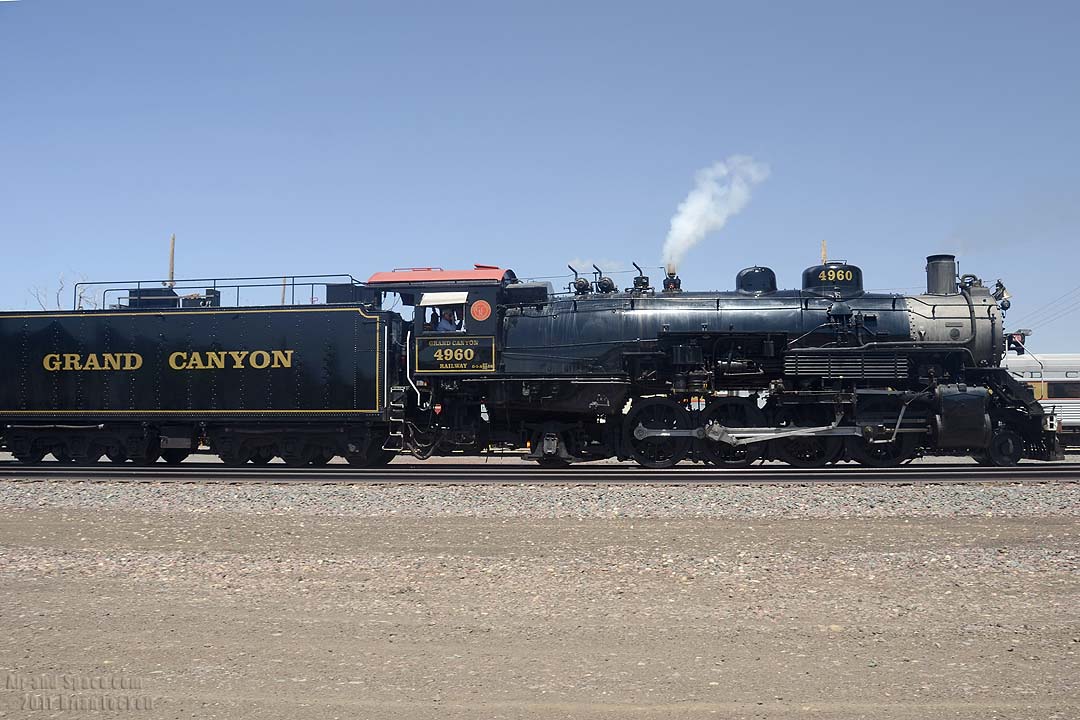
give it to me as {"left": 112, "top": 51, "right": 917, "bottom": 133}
{"left": 42, "top": 350, "right": 295, "bottom": 371}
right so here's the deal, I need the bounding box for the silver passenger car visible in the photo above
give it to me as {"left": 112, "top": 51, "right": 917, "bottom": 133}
{"left": 1005, "top": 353, "right": 1080, "bottom": 446}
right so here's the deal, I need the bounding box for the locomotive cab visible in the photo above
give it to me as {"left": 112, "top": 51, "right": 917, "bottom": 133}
{"left": 365, "top": 265, "right": 515, "bottom": 375}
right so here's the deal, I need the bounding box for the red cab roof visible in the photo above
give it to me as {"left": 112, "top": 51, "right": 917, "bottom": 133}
{"left": 366, "top": 265, "right": 513, "bottom": 285}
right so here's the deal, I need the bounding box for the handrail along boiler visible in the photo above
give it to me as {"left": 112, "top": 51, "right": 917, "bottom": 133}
{"left": 0, "top": 255, "right": 1062, "bottom": 467}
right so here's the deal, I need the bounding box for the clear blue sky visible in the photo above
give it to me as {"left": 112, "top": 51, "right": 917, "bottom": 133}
{"left": 2, "top": 1, "right": 1078, "bottom": 349}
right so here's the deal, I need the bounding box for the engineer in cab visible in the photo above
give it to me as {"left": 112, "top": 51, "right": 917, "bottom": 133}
{"left": 436, "top": 305, "right": 464, "bottom": 332}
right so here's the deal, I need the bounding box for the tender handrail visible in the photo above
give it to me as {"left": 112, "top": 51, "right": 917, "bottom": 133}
{"left": 72, "top": 274, "right": 361, "bottom": 310}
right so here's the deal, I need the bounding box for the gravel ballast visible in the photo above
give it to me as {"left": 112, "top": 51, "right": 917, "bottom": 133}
{"left": 1, "top": 479, "right": 1078, "bottom": 518}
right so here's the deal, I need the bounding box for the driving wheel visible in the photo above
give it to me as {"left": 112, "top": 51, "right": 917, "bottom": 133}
{"left": 845, "top": 433, "right": 919, "bottom": 468}
{"left": 624, "top": 397, "right": 692, "bottom": 468}
{"left": 697, "top": 397, "right": 766, "bottom": 467}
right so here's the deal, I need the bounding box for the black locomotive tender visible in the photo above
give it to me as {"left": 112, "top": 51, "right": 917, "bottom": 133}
{"left": 0, "top": 255, "right": 1062, "bottom": 468}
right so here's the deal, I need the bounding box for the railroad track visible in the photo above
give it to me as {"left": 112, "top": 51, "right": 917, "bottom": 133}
{"left": 1, "top": 461, "right": 1079, "bottom": 485}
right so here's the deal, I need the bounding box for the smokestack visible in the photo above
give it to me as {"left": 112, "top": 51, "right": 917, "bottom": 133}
{"left": 662, "top": 271, "right": 682, "bottom": 293}
{"left": 660, "top": 155, "right": 769, "bottom": 275}
{"left": 926, "top": 254, "right": 958, "bottom": 295}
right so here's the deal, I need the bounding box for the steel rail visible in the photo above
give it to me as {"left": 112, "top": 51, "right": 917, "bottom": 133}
{"left": 1, "top": 462, "right": 1078, "bottom": 485}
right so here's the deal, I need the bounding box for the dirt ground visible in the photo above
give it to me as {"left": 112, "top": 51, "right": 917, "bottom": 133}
{"left": 0, "top": 507, "right": 1077, "bottom": 719}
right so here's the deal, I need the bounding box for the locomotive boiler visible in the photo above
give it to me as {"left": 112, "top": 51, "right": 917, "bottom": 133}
{"left": 0, "top": 255, "right": 1062, "bottom": 468}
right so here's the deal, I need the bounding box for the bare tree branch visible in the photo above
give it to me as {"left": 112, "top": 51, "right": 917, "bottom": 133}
{"left": 54, "top": 273, "right": 66, "bottom": 311}
{"left": 26, "top": 272, "right": 97, "bottom": 311}
{"left": 29, "top": 287, "right": 49, "bottom": 311}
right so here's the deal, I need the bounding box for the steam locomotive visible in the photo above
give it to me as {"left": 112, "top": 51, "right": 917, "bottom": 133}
{"left": 0, "top": 254, "right": 1062, "bottom": 468}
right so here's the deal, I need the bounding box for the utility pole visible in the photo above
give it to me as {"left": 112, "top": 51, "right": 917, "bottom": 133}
{"left": 164, "top": 234, "right": 177, "bottom": 288}
{"left": 820, "top": 239, "right": 828, "bottom": 265}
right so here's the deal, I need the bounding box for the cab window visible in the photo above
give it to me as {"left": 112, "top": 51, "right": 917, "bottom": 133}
{"left": 418, "top": 292, "right": 468, "bottom": 334}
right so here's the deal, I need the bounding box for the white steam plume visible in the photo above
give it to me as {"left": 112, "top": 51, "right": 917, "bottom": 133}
{"left": 661, "top": 155, "right": 769, "bottom": 274}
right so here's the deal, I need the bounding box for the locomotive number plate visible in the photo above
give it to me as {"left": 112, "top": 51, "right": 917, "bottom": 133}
{"left": 818, "top": 268, "right": 856, "bottom": 283}
{"left": 415, "top": 335, "right": 496, "bottom": 374}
